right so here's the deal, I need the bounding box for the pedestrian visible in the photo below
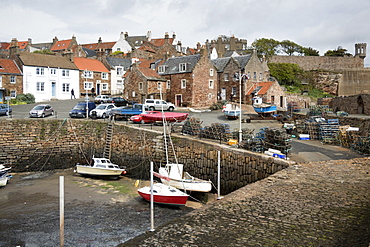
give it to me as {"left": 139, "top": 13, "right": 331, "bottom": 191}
{"left": 91, "top": 87, "right": 95, "bottom": 97}
{"left": 230, "top": 93, "right": 233, "bottom": 102}
{"left": 71, "top": 88, "right": 75, "bottom": 99}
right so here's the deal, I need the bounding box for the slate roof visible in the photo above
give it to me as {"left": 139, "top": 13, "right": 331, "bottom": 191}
{"left": 0, "top": 59, "right": 22, "bottom": 75}
{"left": 17, "top": 52, "right": 78, "bottom": 70}
{"left": 73, "top": 57, "right": 109, "bottom": 72}
{"left": 233, "top": 55, "right": 252, "bottom": 68}
{"left": 159, "top": 54, "right": 201, "bottom": 75}
{"left": 83, "top": 48, "right": 97, "bottom": 57}
{"left": 106, "top": 57, "right": 131, "bottom": 69}
{"left": 51, "top": 39, "right": 73, "bottom": 51}
{"left": 126, "top": 35, "right": 147, "bottom": 48}
{"left": 246, "top": 81, "right": 274, "bottom": 95}
{"left": 211, "top": 57, "right": 231, "bottom": 72}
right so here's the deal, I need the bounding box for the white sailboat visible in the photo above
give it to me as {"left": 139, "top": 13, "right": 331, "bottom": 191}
{"left": 156, "top": 90, "right": 212, "bottom": 193}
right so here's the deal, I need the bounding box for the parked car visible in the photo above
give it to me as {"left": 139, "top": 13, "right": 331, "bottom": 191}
{"left": 144, "top": 99, "right": 175, "bottom": 111}
{"left": 107, "top": 97, "right": 129, "bottom": 107}
{"left": 94, "top": 95, "right": 110, "bottom": 104}
{"left": 29, "top": 104, "right": 54, "bottom": 118}
{"left": 130, "top": 111, "right": 160, "bottom": 124}
{"left": 69, "top": 101, "right": 96, "bottom": 118}
{"left": 89, "top": 103, "right": 116, "bottom": 118}
{"left": 0, "top": 104, "right": 12, "bottom": 116}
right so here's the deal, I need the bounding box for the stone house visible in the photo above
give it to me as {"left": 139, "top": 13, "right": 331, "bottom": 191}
{"left": 158, "top": 48, "right": 218, "bottom": 107}
{"left": 212, "top": 49, "right": 270, "bottom": 103}
{"left": 73, "top": 57, "right": 110, "bottom": 97}
{"left": 206, "top": 35, "right": 248, "bottom": 58}
{"left": 50, "top": 36, "right": 78, "bottom": 53}
{"left": 0, "top": 59, "right": 23, "bottom": 102}
{"left": 245, "top": 80, "right": 286, "bottom": 109}
{"left": 13, "top": 52, "right": 79, "bottom": 102}
{"left": 123, "top": 62, "right": 167, "bottom": 103}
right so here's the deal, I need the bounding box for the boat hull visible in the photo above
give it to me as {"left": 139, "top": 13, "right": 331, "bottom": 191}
{"left": 160, "top": 179, "right": 212, "bottom": 192}
{"left": 224, "top": 111, "right": 240, "bottom": 119}
{"left": 75, "top": 165, "right": 124, "bottom": 177}
{"left": 138, "top": 183, "right": 188, "bottom": 206}
{"left": 253, "top": 105, "right": 277, "bottom": 114}
{"left": 141, "top": 112, "right": 189, "bottom": 123}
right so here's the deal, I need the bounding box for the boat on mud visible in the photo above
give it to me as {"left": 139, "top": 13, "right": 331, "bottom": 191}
{"left": 75, "top": 157, "right": 126, "bottom": 179}
{"left": 222, "top": 103, "right": 241, "bottom": 119}
{"left": 137, "top": 182, "right": 189, "bottom": 206}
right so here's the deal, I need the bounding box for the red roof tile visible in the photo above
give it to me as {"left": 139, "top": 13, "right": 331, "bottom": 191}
{"left": 73, "top": 57, "right": 109, "bottom": 72}
{"left": 138, "top": 45, "right": 156, "bottom": 53}
{"left": 0, "top": 42, "right": 10, "bottom": 50}
{"left": 51, "top": 39, "right": 72, "bottom": 51}
{"left": 150, "top": 38, "right": 174, "bottom": 47}
{"left": 0, "top": 59, "right": 22, "bottom": 74}
{"left": 246, "top": 81, "right": 274, "bottom": 95}
{"left": 140, "top": 67, "right": 162, "bottom": 79}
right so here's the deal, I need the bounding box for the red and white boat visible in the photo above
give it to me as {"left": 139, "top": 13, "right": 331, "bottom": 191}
{"left": 140, "top": 112, "right": 189, "bottom": 123}
{"left": 137, "top": 182, "right": 189, "bottom": 206}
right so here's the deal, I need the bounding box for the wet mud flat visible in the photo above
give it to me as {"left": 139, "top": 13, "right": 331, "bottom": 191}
{"left": 0, "top": 169, "right": 199, "bottom": 247}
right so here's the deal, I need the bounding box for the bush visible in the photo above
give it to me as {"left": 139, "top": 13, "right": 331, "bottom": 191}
{"left": 15, "top": 93, "right": 35, "bottom": 104}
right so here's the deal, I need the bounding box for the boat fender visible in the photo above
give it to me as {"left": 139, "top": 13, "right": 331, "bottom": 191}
{"left": 121, "top": 170, "right": 127, "bottom": 175}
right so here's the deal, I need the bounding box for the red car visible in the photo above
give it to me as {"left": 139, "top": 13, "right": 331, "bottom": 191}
{"left": 130, "top": 111, "right": 160, "bottom": 124}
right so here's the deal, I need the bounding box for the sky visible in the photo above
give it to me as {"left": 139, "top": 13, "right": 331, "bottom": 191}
{"left": 1, "top": 0, "right": 369, "bottom": 66}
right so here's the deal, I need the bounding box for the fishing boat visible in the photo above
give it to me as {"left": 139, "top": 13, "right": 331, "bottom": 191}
{"left": 0, "top": 164, "right": 12, "bottom": 187}
{"left": 222, "top": 103, "right": 241, "bottom": 119}
{"left": 0, "top": 164, "right": 11, "bottom": 176}
{"left": 75, "top": 157, "right": 126, "bottom": 179}
{"left": 252, "top": 96, "right": 277, "bottom": 114}
{"left": 140, "top": 112, "right": 189, "bottom": 123}
{"left": 137, "top": 182, "right": 189, "bottom": 206}
{"left": 158, "top": 163, "right": 212, "bottom": 192}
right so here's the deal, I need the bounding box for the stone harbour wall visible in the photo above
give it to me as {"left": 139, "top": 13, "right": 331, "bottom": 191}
{"left": 0, "top": 119, "right": 293, "bottom": 194}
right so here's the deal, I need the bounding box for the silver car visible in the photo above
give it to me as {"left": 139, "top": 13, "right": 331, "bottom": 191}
{"left": 89, "top": 103, "right": 116, "bottom": 118}
{"left": 29, "top": 104, "right": 54, "bottom": 118}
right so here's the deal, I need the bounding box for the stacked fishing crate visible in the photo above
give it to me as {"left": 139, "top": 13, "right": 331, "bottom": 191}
{"left": 318, "top": 119, "right": 340, "bottom": 144}
{"left": 181, "top": 117, "right": 203, "bottom": 135}
{"left": 199, "top": 123, "right": 232, "bottom": 141}
{"left": 264, "top": 128, "right": 292, "bottom": 155}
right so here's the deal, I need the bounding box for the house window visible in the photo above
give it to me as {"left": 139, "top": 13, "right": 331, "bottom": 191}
{"left": 117, "top": 80, "right": 123, "bottom": 89}
{"left": 158, "top": 82, "right": 162, "bottom": 90}
{"left": 10, "top": 76, "right": 16, "bottom": 84}
{"left": 10, "top": 90, "right": 16, "bottom": 98}
{"left": 0, "top": 75, "right": 2, "bottom": 87}
{"left": 117, "top": 67, "right": 123, "bottom": 76}
{"left": 62, "top": 70, "right": 70, "bottom": 77}
{"left": 158, "top": 66, "right": 166, "bottom": 73}
{"left": 139, "top": 82, "right": 143, "bottom": 90}
{"left": 83, "top": 70, "right": 93, "bottom": 78}
{"left": 181, "top": 79, "right": 186, "bottom": 89}
{"left": 62, "top": 83, "right": 70, "bottom": 92}
{"left": 84, "top": 82, "right": 93, "bottom": 90}
{"left": 102, "top": 73, "right": 108, "bottom": 80}
{"left": 50, "top": 68, "right": 57, "bottom": 75}
{"left": 37, "top": 82, "right": 45, "bottom": 91}
{"left": 36, "top": 67, "right": 44, "bottom": 75}
{"left": 224, "top": 73, "right": 229, "bottom": 81}
{"left": 253, "top": 72, "right": 257, "bottom": 79}
{"left": 231, "top": 87, "right": 236, "bottom": 95}
{"left": 210, "top": 69, "right": 214, "bottom": 76}
{"left": 101, "top": 83, "right": 108, "bottom": 91}
{"left": 132, "top": 91, "right": 136, "bottom": 97}
{"left": 167, "top": 80, "right": 170, "bottom": 89}
{"left": 179, "top": 63, "right": 186, "bottom": 72}
{"left": 117, "top": 48, "right": 121, "bottom": 51}
{"left": 259, "top": 72, "right": 263, "bottom": 80}
{"left": 209, "top": 80, "right": 214, "bottom": 89}
{"left": 248, "top": 72, "right": 251, "bottom": 79}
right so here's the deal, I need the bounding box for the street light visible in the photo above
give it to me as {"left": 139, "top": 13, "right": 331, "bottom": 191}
{"left": 234, "top": 71, "right": 248, "bottom": 144}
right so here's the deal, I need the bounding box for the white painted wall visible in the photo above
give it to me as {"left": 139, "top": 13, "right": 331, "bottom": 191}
{"left": 23, "top": 66, "right": 80, "bottom": 102}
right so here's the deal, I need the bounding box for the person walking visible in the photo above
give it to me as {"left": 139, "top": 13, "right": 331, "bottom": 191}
{"left": 71, "top": 89, "right": 76, "bottom": 99}
{"left": 91, "top": 87, "right": 95, "bottom": 97}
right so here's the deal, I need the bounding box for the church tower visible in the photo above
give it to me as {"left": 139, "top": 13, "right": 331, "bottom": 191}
{"left": 355, "top": 43, "right": 366, "bottom": 59}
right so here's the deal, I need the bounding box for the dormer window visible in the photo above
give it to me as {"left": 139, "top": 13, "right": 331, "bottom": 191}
{"left": 158, "top": 65, "right": 166, "bottom": 73}
{"left": 179, "top": 63, "right": 186, "bottom": 72}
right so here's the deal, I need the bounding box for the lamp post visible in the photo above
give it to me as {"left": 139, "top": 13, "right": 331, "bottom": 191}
{"left": 235, "top": 71, "right": 248, "bottom": 144}
{"left": 84, "top": 69, "right": 88, "bottom": 119}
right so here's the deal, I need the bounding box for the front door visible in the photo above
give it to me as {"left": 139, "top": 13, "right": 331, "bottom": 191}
{"left": 175, "top": 94, "right": 182, "bottom": 106}
{"left": 221, "top": 88, "right": 226, "bottom": 100}
{"left": 51, "top": 81, "right": 56, "bottom": 98}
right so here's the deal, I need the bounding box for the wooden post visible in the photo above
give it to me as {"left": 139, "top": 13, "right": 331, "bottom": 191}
{"left": 59, "top": 176, "right": 64, "bottom": 247}
{"left": 150, "top": 161, "right": 155, "bottom": 231}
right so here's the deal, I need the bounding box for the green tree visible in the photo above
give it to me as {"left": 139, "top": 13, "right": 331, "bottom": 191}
{"left": 16, "top": 93, "right": 35, "bottom": 104}
{"left": 268, "top": 63, "right": 303, "bottom": 85}
{"left": 279, "top": 40, "right": 302, "bottom": 56}
{"left": 324, "top": 46, "right": 351, "bottom": 56}
{"left": 252, "top": 38, "right": 280, "bottom": 58}
{"left": 302, "top": 47, "right": 320, "bottom": 56}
